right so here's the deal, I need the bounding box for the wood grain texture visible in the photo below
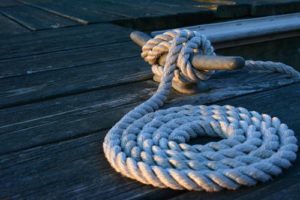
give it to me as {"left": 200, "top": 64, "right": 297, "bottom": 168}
{"left": 214, "top": 0, "right": 300, "bottom": 18}
{"left": 0, "top": 81, "right": 156, "bottom": 155}
{"left": 0, "top": 69, "right": 298, "bottom": 155}
{"left": 0, "top": 57, "right": 151, "bottom": 108}
{"left": 0, "top": 37, "right": 299, "bottom": 108}
{"left": 19, "top": 0, "right": 300, "bottom": 32}
{"left": 0, "top": 30, "right": 298, "bottom": 157}
{"left": 0, "top": 13, "right": 29, "bottom": 35}
{"left": 0, "top": 23, "right": 132, "bottom": 60}
{"left": 20, "top": 0, "right": 203, "bottom": 22}
{"left": 0, "top": 130, "right": 181, "bottom": 200}
{"left": 0, "top": 0, "right": 21, "bottom": 7}
{"left": 0, "top": 5, "right": 79, "bottom": 30}
{"left": 217, "top": 37, "right": 300, "bottom": 69}
{"left": 0, "top": 82, "right": 299, "bottom": 199}
{"left": 248, "top": 0, "right": 300, "bottom": 16}
{"left": 20, "top": 0, "right": 146, "bottom": 23}
{"left": 0, "top": 41, "right": 140, "bottom": 78}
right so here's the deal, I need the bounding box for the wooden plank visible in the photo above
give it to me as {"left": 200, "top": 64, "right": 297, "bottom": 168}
{"left": 21, "top": 0, "right": 205, "bottom": 22}
{"left": 0, "top": 41, "right": 140, "bottom": 78}
{"left": 0, "top": 57, "right": 151, "bottom": 108}
{"left": 0, "top": 0, "right": 21, "bottom": 7}
{"left": 20, "top": 0, "right": 152, "bottom": 23}
{"left": 0, "top": 36, "right": 298, "bottom": 108}
{"left": 194, "top": 0, "right": 300, "bottom": 18}
{"left": 0, "top": 67, "right": 298, "bottom": 154}
{"left": 0, "top": 23, "right": 132, "bottom": 60}
{"left": 249, "top": 0, "right": 300, "bottom": 16}
{"left": 103, "top": 0, "right": 205, "bottom": 14}
{"left": 252, "top": 182, "right": 300, "bottom": 200}
{"left": 73, "top": 0, "right": 175, "bottom": 17}
{"left": 0, "top": 130, "right": 181, "bottom": 200}
{"left": 0, "top": 13, "right": 29, "bottom": 35}
{"left": 102, "top": 0, "right": 214, "bottom": 32}
{"left": 90, "top": 0, "right": 214, "bottom": 32}
{"left": 0, "top": 81, "right": 156, "bottom": 154}
{"left": 21, "top": 0, "right": 300, "bottom": 28}
{"left": 215, "top": 4, "right": 250, "bottom": 19}
{"left": 152, "top": 13, "right": 300, "bottom": 45}
{"left": 0, "top": 82, "right": 299, "bottom": 199}
{"left": 169, "top": 171, "right": 300, "bottom": 200}
{"left": 0, "top": 5, "right": 79, "bottom": 31}
{"left": 20, "top": 0, "right": 215, "bottom": 33}
{"left": 217, "top": 37, "right": 300, "bottom": 69}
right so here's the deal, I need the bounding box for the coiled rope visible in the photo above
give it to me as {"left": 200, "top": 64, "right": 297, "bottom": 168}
{"left": 103, "top": 29, "right": 299, "bottom": 191}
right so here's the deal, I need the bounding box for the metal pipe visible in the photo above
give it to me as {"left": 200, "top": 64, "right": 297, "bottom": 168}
{"left": 130, "top": 31, "right": 245, "bottom": 70}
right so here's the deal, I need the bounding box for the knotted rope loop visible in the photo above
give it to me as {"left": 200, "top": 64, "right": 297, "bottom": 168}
{"left": 142, "top": 29, "right": 215, "bottom": 85}
{"left": 103, "top": 29, "right": 299, "bottom": 191}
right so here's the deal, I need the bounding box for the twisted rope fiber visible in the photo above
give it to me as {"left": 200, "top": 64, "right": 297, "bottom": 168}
{"left": 103, "top": 29, "right": 299, "bottom": 191}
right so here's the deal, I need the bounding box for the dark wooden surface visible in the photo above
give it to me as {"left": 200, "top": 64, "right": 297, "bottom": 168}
{"left": 0, "top": 5, "right": 79, "bottom": 30}
{"left": 1, "top": 82, "right": 300, "bottom": 200}
{"left": 0, "top": 0, "right": 21, "bottom": 7}
{"left": 0, "top": 13, "right": 29, "bottom": 35}
{"left": 0, "top": 0, "right": 299, "bottom": 34}
{"left": 1, "top": 1, "right": 300, "bottom": 199}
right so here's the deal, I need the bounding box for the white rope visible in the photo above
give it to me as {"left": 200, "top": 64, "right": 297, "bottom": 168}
{"left": 103, "top": 29, "right": 299, "bottom": 191}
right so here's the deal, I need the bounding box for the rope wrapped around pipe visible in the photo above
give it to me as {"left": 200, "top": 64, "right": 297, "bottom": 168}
{"left": 103, "top": 29, "right": 299, "bottom": 191}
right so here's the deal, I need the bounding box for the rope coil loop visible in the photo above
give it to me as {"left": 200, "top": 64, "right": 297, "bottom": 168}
{"left": 103, "top": 29, "right": 299, "bottom": 191}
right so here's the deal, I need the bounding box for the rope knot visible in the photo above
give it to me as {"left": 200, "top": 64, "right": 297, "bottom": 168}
{"left": 142, "top": 29, "right": 216, "bottom": 87}
{"left": 104, "top": 29, "right": 299, "bottom": 191}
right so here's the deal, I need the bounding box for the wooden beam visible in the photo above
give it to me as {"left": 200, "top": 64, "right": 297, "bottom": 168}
{"left": 152, "top": 13, "right": 300, "bottom": 48}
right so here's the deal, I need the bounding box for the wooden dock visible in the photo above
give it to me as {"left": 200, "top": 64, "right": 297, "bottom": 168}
{"left": 0, "top": 0, "right": 300, "bottom": 199}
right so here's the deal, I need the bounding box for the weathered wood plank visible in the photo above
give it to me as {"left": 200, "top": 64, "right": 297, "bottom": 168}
{"left": 249, "top": 0, "right": 300, "bottom": 16}
{"left": 21, "top": 0, "right": 129, "bottom": 24}
{"left": 0, "top": 58, "right": 151, "bottom": 108}
{"left": 217, "top": 37, "right": 300, "bottom": 70}
{"left": 215, "top": 4, "right": 250, "bottom": 19}
{"left": 20, "top": 0, "right": 300, "bottom": 32}
{"left": 107, "top": 0, "right": 214, "bottom": 32}
{"left": 111, "top": 0, "right": 215, "bottom": 31}
{"left": 0, "top": 130, "right": 182, "bottom": 200}
{"left": 169, "top": 172, "right": 300, "bottom": 200}
{"left": 214, "top": 0, "right": 300, "bottom": 18}
{"left": 0, "top": 0, "right": 21, "bottom": 7}
{"left": 0, "top": 13, "right": 29, "bottom": 35}
{"left": 21, "top": 0, "right": 171, "bottom": 23}
{"left": 0, "top": 23, "right": 132, "bottom": 60}
{"left": 198, "top": 0, "right": 300, "bottom": 18}
{"left": 0, "top": 41, "right": 140, "bottom": 78}
{"left": 1, "top": 14, "right": 299, "bottom": 79}
{"left": 0, "top": 5, "right": 79, "bottom": 31}
{"left": 0, "top": 82, "right": 299, "bottom": 199}
{"left": 0, "top": 81, "right": 156, "bottom": 154}
{"left": 0, "top": 68, "right": 298, "bottom": 155}
{"left": 255, "top": 182, "right": 300, "bottom": 200}
{"left": 21, "top": 0, "right": 210, "bottom": 23}
{"left": 0, "top": 36, "right": 299, "bottom": 108}
{"left": 103, "top": 0, "right": 205, "bottom": 14}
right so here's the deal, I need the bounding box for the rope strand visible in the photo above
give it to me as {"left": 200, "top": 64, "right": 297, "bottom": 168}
{"left": 103, "top": 29, "right": 299, "bottom": 191}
